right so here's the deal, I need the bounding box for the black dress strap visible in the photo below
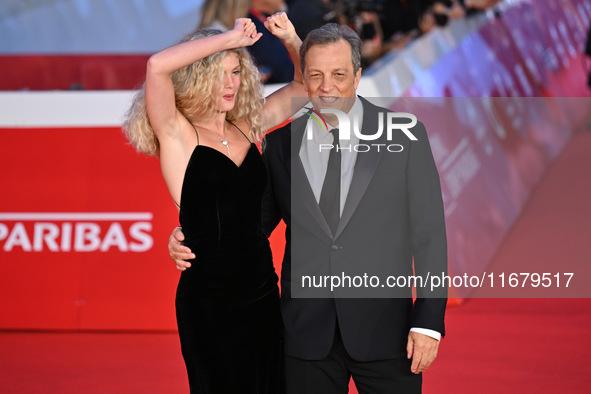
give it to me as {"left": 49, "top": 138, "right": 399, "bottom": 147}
{"left": 227, "top": 120, "right": 252, "bottom": 143}
{"left": 188, "top": 120, "right": 200, "bottom": 145}
{"left": 174, "top": 118, "right": 200, "bottom": 209}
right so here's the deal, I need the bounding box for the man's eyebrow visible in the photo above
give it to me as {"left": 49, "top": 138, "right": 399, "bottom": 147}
{"left": 307, "top": 68, "right": 348, "bottom": 73}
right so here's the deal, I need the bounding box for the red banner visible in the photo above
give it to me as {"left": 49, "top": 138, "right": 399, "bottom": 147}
{"left": 0, "top": 128, "right": 180, "bottom": 330}
{"left": 0, "top": 127, "right": 287, "bottom": 330}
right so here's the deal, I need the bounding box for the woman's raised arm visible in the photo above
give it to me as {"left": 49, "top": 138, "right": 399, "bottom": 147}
{"left": 261, "top": 12, "right": 309, "bottom": 131}
{"left": 145, "top": 19, "right": 262, "bottom": 140}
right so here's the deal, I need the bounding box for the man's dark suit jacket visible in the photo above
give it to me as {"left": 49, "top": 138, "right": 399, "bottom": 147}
{"left": 262, "top": 97, "right": 447, "bottom": 362}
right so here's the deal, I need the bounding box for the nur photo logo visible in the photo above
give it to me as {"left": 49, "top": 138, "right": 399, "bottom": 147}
{"left": 304, "top": 108, "right": 419, "bottom": 152}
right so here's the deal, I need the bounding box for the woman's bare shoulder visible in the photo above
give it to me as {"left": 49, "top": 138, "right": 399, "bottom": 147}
{"left": 230, "top": 118, "right": 253, "bottom": 139}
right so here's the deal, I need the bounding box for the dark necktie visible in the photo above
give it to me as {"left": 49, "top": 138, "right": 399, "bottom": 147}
{"left": 319, "top": 128, "right": 341, "bottom": 234}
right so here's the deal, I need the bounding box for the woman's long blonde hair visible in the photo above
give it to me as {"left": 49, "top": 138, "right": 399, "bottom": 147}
{"left": 123, "top": 29, "right": 264, "bottom": 156}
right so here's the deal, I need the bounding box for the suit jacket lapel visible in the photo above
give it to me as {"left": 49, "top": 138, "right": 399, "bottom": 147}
{"left": 284, "top": 115, "right": 334, "bottom": 239}
{"left": 335, "top": 97, "right": 384, "bottom": 239}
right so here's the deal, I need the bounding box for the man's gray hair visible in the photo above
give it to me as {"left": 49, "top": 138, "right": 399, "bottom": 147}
{"left": 300, "top": 23, "right": 362, "bottom": 75}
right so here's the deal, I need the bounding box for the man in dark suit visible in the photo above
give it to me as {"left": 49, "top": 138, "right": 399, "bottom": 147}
{"left": 170, "top": 23, "right": 447, "bottom": 393}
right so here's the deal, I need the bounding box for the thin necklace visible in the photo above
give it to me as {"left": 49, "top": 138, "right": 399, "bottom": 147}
{"left": 197, "top": 122, "right": 231, "bottom": 156}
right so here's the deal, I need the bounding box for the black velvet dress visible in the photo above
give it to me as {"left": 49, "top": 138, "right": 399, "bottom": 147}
{"left": 176, "top": 141, "right": 282, "bottom": 394}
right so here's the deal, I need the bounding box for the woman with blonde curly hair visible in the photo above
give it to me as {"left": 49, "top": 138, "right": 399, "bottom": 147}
{"left": 124, "top": 14, "right": 305, "bottom": 393}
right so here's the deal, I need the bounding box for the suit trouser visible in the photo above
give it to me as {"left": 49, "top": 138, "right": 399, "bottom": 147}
{"left": 284, "top": 325, "right": 421, "bottom": 394}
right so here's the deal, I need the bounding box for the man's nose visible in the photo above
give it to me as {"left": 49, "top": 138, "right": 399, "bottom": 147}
{"left": 319, "top": 77, "right": 332, "bottom": 92}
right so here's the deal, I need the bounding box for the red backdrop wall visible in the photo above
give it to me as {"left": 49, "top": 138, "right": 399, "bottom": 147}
{"left": 0, "top": 128, "right": 286, "bottom": 330}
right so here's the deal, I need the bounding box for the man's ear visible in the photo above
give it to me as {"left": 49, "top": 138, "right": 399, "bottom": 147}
{"left": 354, "top": 68, "right": 362, "bottom": 90}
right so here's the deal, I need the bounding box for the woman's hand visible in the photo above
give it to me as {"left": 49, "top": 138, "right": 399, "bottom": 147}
{"left": 264, "top": 12, "right": 297, "bottom": 43}
{"left": 258, "top": 11, "right": 306, "bottom": 129}
{"left": 264, "top": 12, "right": 302, "bottom": 83}
{"left": 230, "top": 18, "right": 263, "bottom": 47}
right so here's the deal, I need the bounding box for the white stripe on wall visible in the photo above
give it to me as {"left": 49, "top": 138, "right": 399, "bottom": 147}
{"left": 0, "top": 212, "right": 153, "bottom": 221}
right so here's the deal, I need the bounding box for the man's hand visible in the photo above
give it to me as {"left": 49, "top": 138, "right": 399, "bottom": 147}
{"left": 168, "top": 227, "right": 195, "bottom": 271}
{"left": 406, "top": 331, "right": 440, "bottom": 374}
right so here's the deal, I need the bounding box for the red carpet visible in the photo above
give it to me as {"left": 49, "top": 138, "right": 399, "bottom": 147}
{"left": 0, "top": 331, "right": 186, "bottom": 393}
{"left": 423, "top": 131, "right": 591, "bottom": 393}
{"left": 1, "top": 132, "right": 590, "bottom": 393}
